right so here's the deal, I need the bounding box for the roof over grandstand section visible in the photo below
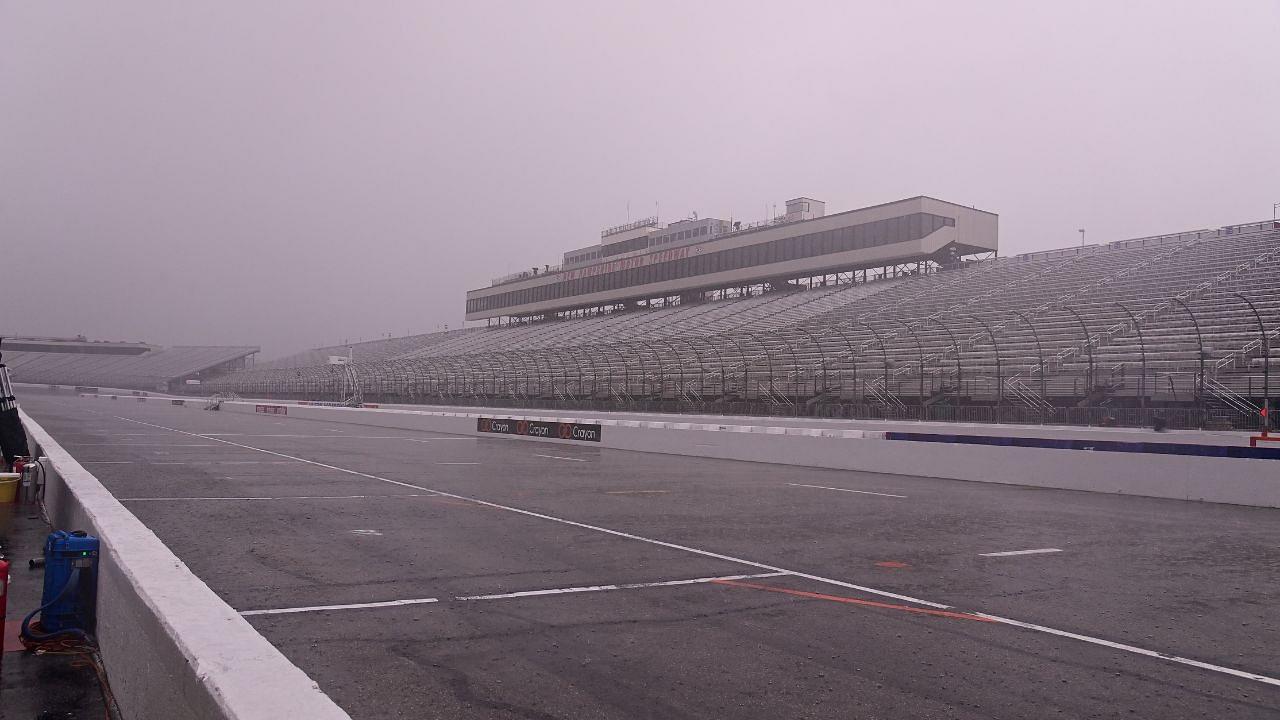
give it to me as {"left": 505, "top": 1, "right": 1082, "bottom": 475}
{"left": 3, "top": 335, "right": 155, "bottom": 355}
{"left": 465, "top": 196, "right": 997, "bottom": 322}
{"left": 2, "top": 336, "right": 258, "bottom": 392}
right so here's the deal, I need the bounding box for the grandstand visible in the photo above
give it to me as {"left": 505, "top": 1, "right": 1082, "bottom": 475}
{"left": 3, "top": 336, "right": 258, "bottom": 392}
{"left": 203, "top": 206, "right": 1279, "bottom": 430}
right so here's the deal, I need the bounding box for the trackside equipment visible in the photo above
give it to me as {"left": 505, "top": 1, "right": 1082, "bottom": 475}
{"left": 20, "top": 530, "right": 100, "bottom": 642}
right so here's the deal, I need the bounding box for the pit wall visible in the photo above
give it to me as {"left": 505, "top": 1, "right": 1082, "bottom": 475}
{"left": 200, "top": 400, "right": 1280, "bottom": 509}
{"left": 19, "top": 409, "right": 351, "bottom": 720}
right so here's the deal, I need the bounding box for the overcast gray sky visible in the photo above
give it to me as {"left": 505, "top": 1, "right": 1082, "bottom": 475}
{"left": 3, "top": 1, "right": 1277, "bottom": 358}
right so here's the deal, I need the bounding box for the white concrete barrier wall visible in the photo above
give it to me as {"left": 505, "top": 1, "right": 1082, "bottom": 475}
{"left": 217, "top": 401, "right": 1280, "bottom": 508}
{"left": 20, "top": 409, "right": 351, "bottom": 720}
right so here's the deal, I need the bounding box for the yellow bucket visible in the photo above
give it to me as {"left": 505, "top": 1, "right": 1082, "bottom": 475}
{"left": 0, "top": 473, "right": 19, "bottom": 503}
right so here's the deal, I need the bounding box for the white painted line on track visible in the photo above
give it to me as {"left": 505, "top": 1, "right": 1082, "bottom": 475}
{"left": 114, "top": 414, "right": 1280, "bottom": 689}
{"left": 148, "top": 460, "right": 299, "bottom": 466}
{"left": 66, "top": 442, "right": 216, "bottom": 447}
{"left": 405, "top": 437, "right": 477, "bottom": 443}
{"left": 787, "top": 483, "right": 907, "bottom": 499}
{"left": 196, "top": 433, "right": 424, "bottom": 440}
{"left": 436, "top": 461, "right": 479, "bottom": 465}
{"left": 83, "top": 461, "right": 134, "bottom": 464}
{"left": 240, "top": 572, "right": 788, "bottom": 617}
{"left": 456, "top": 572, "right": 787, "bottom": 601}
{"left": 534, "top": 454, "right": 587, "bottom": 462}
{"left": 218, "top": 460, "right": 278, "bottom": 465}
{"left": 241, "top": 596, "right": 440, "bottom": 617}
{"left": 974, "top": 612, "right": 1280, "bottom": 688}
{"left": 979, "top": 548, "right": 1063, "bottom": 557}
{"left": 118, "top": 417, "right": 443, "bottom": 495}
{"left": 119, "top": 494, "right": 434, "bottom": 502}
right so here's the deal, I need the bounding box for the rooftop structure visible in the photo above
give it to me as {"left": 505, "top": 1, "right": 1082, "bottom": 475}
{"left": 4, "top": 341, "right": 259, "bottom": 391}
{"left": 466, "top": 196, "right": 998, "bottom": 322}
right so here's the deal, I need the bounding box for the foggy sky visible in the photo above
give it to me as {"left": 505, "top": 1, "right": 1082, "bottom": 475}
{"left": 3, "top": 1, "right": 1277, "bottom": 359}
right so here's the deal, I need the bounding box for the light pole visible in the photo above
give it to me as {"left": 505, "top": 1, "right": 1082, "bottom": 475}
{"left": 1078, "top": 228, "right": 1086, "bottom": 246}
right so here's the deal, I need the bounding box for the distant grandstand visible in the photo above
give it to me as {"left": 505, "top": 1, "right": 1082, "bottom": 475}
{"left": 4, "top": 336, "right": 257, "bottom": 392}
{"left": 201, "top": 202, "right": 1279, "bottom": 430}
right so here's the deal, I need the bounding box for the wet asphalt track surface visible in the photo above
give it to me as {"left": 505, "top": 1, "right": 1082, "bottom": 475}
{"left": 22, "top": 392, "right": 1280, "bottom": 719}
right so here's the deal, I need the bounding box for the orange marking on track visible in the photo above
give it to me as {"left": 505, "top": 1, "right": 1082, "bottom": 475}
{"left": 712, "top": 579, "right": 992, "bottom": 623}
{"left": 875, "top": 561, "right": 909, "bottom": 568}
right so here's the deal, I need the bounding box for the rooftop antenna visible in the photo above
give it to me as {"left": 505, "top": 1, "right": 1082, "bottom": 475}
{"left": 627, "top": 200, "right": 630, "bottom": 222}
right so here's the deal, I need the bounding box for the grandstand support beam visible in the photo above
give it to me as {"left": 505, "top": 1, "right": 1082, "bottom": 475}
{"left": 930, "top": 317, "right": 963, "bottom": 405}
{"left": 825, "top": 325, "right": 859, "bottom": 402}
{"left": 854, "top": 321, "right": 892, "bottom": 403}
{"left": 1172, "top": 297, "right": 1206, "bottom": 429}
{"left": 534, "top": 352, "right": 555, "bottom": 401}
{"left": 545, "top": 348, "right": 580, "bottom": 402}
{"left": 418, "top": 363, "right": 437, "bottom": 401}
{"left": 1013, "top": 311, "right": 1048, "bottom": 403}
{"left": 1063, "top": 306, "right": 1096, "bottom": 400}
{"left": 745, "top": 333, "right": 777, "bottom": 409}
{"left": 509, "top": 351, "right": 531, "bottom": 401}
{"left": 638, "top": 341, "right": 665, "bottom": 400}
{"left": 566, "top": 348, "right": 585, "bottom": 401}
{"left": 495, "top": 352, "right": 519, "bottom": 399}
{"left": 481, "top": 356, "right": 500, "bottom": 399}
{"left": 1233, "top": 292, "right": 1270, "bottom": 432}
{"left": 576, "top": 348, "right": 600, "bottom": 400}
{"left": 796, "top": 327, "right": 828, "bottom": 400}
{"left": 655, "top": 340, "right": 685, "bottom": 403}
{"left": 966, "top": 314, "right": 1002, "bottom": 408}
{"left": 757, "top": 330, "right": 798, "bottom": 409}
{"left": 671, "top": 338, "right": 708, "bottom": 405}
{"left": 723, "top": 336, "right": 752, "bottom": 401}
{"left": 691, "top": 337, "right": 726, "bottom": 404}
{"left": 892, "top": 320, "right": 926, "bottom": 408}
{"left": 1114, "top": 302, "right": 1147, "bottom": 409}
{"left": 537, "top": 352, "right": 555, "bottom": 401}
{"left": 601, "top": 344, "right": 630, "bottom": 405}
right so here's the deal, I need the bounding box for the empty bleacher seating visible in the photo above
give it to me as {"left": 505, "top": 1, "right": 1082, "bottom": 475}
{"left": 204, "top": 221, "right": 1280, "bottom": 429}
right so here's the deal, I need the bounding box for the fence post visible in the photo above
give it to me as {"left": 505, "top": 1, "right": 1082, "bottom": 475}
{"left": 931, "top": 317, "right": 963, "bottom": 405}
{"left": 1063, "top": 306, "right": 1095, "bottom": 402}
{"left": 893, "top": 320, "right": 926, "bottom": 416}
{"left": 967, "top": 314, "right": 1003, "bottom": 409}
{"left": 1234, "top": 292, "right": 1271, "bottom": 433}
{"left": 1013, "top": 311, "right": 1048, "bottom": 407}
{"left": 1173, "top": 298, "right": 1206, "bottom": 429}
{"left": 1114, "top": 302, "right": 1147, "bottom": 408}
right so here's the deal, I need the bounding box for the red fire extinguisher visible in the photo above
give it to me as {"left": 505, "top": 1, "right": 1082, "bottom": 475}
{"left": 0, "top": 558, "right": 9, "bottom": 674}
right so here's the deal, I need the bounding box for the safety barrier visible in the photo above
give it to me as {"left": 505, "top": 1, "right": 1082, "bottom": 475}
{"left": 210, "top": 400, "right": 1280, "bottom": 508}
{"left": 19, "top": 409, "right": 350, "bottom": 720}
